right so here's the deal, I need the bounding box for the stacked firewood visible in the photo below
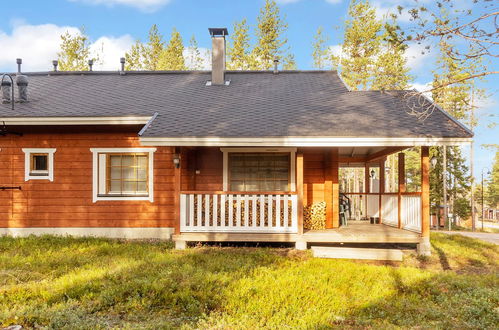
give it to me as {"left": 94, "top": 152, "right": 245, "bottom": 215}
{"left": 303, "top": 202, "right": 326, "bottom": 230}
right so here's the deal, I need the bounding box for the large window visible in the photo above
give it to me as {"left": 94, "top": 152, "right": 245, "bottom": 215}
{"left": 91, "top": 148, "right": 156, "bottom": 202}
{"left": 229, "top": 153, "right": 290, "bottom": 191}
{"left": 106, "top": 154, "right": 148, "bottom": 195}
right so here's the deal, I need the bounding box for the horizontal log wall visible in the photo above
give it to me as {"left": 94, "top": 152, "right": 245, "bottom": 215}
{"left": 302, "top": 149, "right": 326, "bottom": 206}
{"left": 0, "top": 131, "right": 176, "bottom": 228}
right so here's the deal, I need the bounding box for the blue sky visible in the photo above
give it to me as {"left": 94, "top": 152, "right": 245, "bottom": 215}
{"left": 0, "top": 0, "right": 497, "bottom": 178}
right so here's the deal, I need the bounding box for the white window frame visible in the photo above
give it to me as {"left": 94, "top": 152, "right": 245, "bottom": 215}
{"left": 220, "top": 147, "right": 296, "bottom": 192}
{"left": 90, "top": 148, "right": 156, "bottom": 202}
{"left": 22, "top": 148, "right": 56, "bottom": 182}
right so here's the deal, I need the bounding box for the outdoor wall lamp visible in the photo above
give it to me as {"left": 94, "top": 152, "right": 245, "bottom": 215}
{"left": 370, "top": 169, "right": 376, "bottom": 178}
{"left": 173, "top": 154, "right": 180, "bottom": 168}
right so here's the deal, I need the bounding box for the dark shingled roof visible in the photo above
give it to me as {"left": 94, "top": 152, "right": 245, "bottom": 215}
{"left": 0, "top": 71, "right": 472, "bottom": 138}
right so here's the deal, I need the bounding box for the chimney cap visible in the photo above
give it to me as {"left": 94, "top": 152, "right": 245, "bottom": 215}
{"left": 208, "top": 28, "right": 229, "bottom": 37}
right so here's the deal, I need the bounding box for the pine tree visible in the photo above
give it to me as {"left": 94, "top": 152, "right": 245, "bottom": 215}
{"left": 251, "top": 0, "right": 290, "bottom": 70}
{"left": 312, "top": 26, "right": 329, "bottom": 69}
{"left": 57, "top": 28, "right": 93, "bottom": 71}
{"left": 186, "top": 35, "right": 204, "bottom": 70}
{"left": 158, "top": 28, "right": 185, "bottom": 70}
{"left": 334, "top": 0, "right": 382, "bottom": 90}
{"left": 143, "top": 24, "right": 165, "bottom": 70}
{"left": 372, "top": 21, "right": 412, "bottom": 90}
{"left": 125, "top": 41, "right": 145, "bottom": 70}
{"left": 124, "top": 24, "right": 165, "bottom": 70}
{"left": 227, "top": 19, "right": 251, "bottom": 70}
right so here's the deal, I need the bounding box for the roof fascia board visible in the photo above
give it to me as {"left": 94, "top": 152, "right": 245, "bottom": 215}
{"left": 0, "top": 116, "right": 152, "bottom": 125}
{"left": 139, "top": 137, "right": 472, "bottom": 147}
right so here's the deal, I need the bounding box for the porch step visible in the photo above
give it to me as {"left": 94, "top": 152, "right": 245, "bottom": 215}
{"left": 311, "top": 246, "right": 403, "bottom": 261}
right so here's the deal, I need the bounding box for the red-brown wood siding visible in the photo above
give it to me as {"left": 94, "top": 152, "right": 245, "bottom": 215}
{"left": 0, "top": 132, "right": 176, "bottom": 228}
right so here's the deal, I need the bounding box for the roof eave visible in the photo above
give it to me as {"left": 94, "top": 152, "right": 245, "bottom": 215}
{"left": 139, "top": 136, "right": 473, "bottom": 147}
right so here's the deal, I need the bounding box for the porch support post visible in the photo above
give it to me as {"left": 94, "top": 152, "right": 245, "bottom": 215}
{"left": 398, "top": 153, "right": 406, "bottom": 228}
{"left": 325, "top": 150, "right": 333, "bottom": 228}
{"left": 173, "top": 147, "right": 182, "bottom": 235}
{"left": 297, "top": 152, "right": 304, "bottom": 235}
{"left": 332, "top": 148, "right": 340, "bottom": 228}
{"left": 418, "top": 146, "right": 431, "bottom": 256}
{"left": 378, "top": 159, "right": 385, "bottom": 224}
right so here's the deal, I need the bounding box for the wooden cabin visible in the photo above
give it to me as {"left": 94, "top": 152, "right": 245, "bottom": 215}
{"left": 0, "top": 28, "right": 472, "bottom": 256}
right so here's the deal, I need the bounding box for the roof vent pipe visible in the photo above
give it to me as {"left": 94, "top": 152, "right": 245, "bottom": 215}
{"left": 208, "top": 28, "right": 228, "bottom": 85}
{"left": 273, "top": 59, "right": 279, "bottom": 74}
{"left": 16, "top": 58, "right": 22, "bottom": 73}
{"left": 120, "top": 57, "right": 125, "bottom": 74}
{"left": 1, "top": 76, "right": 12, "bottom": 103}
{"left": 88, "top": 59, "right": 93, "bottom": 71}
{"left": 16, "top": 75, "right": 28, "bottom": 102}
{"left": 52, "top": 60, "right": 58, "bottom": 72}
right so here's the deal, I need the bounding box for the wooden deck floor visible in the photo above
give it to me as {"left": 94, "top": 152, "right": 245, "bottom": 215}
{"left": 303, "top": 221, "right": 421, "bottom": 243}
{"left": 174, "top": 221, "right": 421, "bottom": 244}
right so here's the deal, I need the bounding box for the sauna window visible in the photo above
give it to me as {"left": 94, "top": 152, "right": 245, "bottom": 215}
{"left": 229, "top": 153, "right": 290, "bottom": 192}
{"left": 22, "top": 148, "right": 56, "bottom": 181}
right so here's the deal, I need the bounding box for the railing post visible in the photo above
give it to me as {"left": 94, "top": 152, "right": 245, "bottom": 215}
{"left": 180, "top": 194, "right": 187, "bottom": 231}
{"left": 398, "top": 152, "right": 405, "bottom": 229}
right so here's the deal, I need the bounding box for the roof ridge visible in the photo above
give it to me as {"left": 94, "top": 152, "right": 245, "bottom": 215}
{"left": 2, "top": 69, "right": 339, "bottom": 76}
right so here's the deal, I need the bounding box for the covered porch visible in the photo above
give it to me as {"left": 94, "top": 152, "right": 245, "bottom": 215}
{"left": 170, "top": 145, "right": 431, "bottom": 252}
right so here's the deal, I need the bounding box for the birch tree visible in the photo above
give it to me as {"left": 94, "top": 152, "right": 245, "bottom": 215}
{"left": 57, "top": 28, "right": 94, "bottom": 71}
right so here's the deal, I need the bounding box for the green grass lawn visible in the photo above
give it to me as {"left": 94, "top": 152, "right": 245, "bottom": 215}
{"left": 1, "top": 233, "right": 498, "bottom": 329}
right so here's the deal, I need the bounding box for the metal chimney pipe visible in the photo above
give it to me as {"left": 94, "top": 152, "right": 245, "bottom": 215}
{"left": 88, "top": 59, "right": 94, "bottom": 71}
{"left": 273, "top": 59, "right": 279, "bottom": 74}
{"left": 52, "top": 60, "right": 58, "bottom": 72}
{"left": 120, "top": 57, "right": 125, "bottom": 72}
{"left": 16, "top": 58, "right": 22, "bottom": 73}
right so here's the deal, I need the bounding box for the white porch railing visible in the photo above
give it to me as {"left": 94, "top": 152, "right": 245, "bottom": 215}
{"left": 344, "top": 193, "right": 422, "bottom": 233}
{"left": 401, "top": 195, "right": 421, "bottom": 232}
{"left": 180, "top": 192, "right": 298, "bottom": 233}
{"left": 381, "top": 195, "right": 398, "bottom": 227}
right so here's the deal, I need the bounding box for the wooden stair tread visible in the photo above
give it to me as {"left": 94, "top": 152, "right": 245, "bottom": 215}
{"left": 311, "top": 246, "right": 403, "bottom": 261}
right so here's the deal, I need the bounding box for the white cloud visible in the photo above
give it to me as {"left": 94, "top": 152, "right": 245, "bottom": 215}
{"left": 0, "top": 23, "right": 79, "bottom": 72}
{"left": 325, "top": 0, "right": 342, "bottom": 4}
{"left": 404, "top": 43, "right": 433, "bottom": 70}
{"left": 69, "top": 0, "right": 172, "bottom": 12}
{"left": 0, "top": 23, "right": 134, "bottom": 72}
{"left": 90, "top": 35, "right": 135, "bottom": 70}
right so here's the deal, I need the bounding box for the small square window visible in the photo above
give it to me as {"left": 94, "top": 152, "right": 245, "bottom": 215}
{"left": 30, "top": 154, "right": 49, "bottom": 175}
{"left": 22, "top": 148, "right": 56, "bottom": 181}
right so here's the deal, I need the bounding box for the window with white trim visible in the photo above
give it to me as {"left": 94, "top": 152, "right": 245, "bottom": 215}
{"left": 221, "top": 148, "right": 296, "bottom": 192}
{"left": 90, "top": 148, "right": 156, "bottom": 202}
{"left": 229, "top": 153, "right": 290, "bottom": 191}
{"left": 22, "top": 148, "right": 56, "bottom": 181}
